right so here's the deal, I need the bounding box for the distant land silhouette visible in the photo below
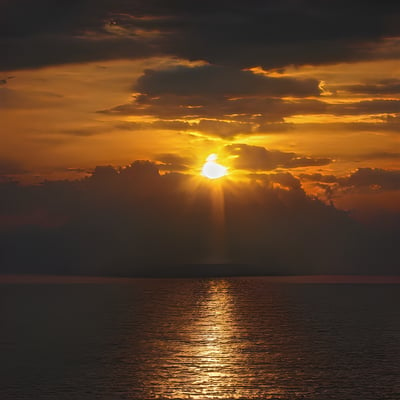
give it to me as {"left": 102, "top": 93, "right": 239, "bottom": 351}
{"left": 117, "top": 264, "right": 281, "bottom": 278}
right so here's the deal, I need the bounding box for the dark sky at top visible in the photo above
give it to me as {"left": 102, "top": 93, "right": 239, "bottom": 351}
{"left": 2, "top": 0, "right": 400, "bottom": 70}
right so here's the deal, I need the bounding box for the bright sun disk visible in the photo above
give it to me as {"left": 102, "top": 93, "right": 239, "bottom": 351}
{"left": 202, "top": 154, "right": 227, "bottom": 179}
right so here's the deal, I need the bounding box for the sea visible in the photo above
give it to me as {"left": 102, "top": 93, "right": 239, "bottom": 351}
{"left": 0, "top": 276, "right": 399, "bottom": 399}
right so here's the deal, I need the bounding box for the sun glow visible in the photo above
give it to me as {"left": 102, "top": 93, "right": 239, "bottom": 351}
{"left": 202, "top": 154, "right": 227, "bottom": 179}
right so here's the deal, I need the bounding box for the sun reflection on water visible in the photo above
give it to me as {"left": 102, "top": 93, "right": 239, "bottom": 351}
{"left": 127, "top": 279, "right": 301, "bottom": 399}
{"left": 154, "top": 280, "right": 241, "bottom": 399}
{"left": 133, "top": 280, "right": 284, "bottom": 399}
{"left": 181, "top": 280, "right": 239, "bottom": 398}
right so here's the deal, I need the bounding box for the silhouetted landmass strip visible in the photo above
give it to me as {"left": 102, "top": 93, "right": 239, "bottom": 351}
{"left": 75, "top": 263, "right": 302, "bottom": 278}
{"left": 115, "top": 264, "right": 283, "bottom": 278}
{"left": 0, "top": 264, "right": 285, "bottom": 279}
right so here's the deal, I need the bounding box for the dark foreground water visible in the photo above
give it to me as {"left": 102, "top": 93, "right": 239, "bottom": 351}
{"left": 0, "top": 278, "right": 399, "bottom": 399}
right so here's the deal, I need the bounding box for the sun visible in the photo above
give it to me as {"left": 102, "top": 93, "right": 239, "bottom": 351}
{"left": 201, "top": 154, "right": 227, "bottom": 179}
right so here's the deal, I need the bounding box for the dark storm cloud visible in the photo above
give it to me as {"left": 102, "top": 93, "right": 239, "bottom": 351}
{"left": 225, "top": 144, "right": 331, "bottom": 170}
{"left": 100, "top": 84, "right": 327, "bottom": 138}
{"left": 0, "top": 160, "right": 398, "bottom": 275}
{"left": 339, "top": 168, "right": 400, "bottom": 190}
{"left": 101, "top": 64, "right": 321, "bottom": 139}
{"left": 0, "top": 0, "right": 99, "bottom": 37}
{"left": 3, "top": 0, "right": 400, "bottom": 70}
{"left": 134, "top": 66, "right": 321, "bottom": 97}
{"left": 1, "top": 35, "right": 158, "bottom": 71}
{"left": 156, "top": 1, "right": 400, "bottom": 69}
{"left": 0, "top": 1, "right": 163, "bottom": 70}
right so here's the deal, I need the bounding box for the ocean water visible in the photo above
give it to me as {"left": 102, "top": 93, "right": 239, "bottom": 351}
{"left": 0, "top": 278, "right": 399, "bottom": 399}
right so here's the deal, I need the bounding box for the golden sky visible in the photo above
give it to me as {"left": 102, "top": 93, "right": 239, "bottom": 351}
{"left": 2, "top": 55, "right": 400, "bottom": 215}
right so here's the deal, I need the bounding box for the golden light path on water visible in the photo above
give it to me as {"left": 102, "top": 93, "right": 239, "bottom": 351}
{"left": 170, "top": 280, "right": 240, "bottom": 399}
{"left": 136, "top": 280, "right": 289, "bottom": 399}
{"left": 150, "top": 280, "right": 235, "bottom": 398}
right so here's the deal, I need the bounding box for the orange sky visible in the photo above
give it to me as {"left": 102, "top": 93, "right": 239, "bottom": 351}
{"left": 2, "top": 1, "right": 400, "bottom": 222}
{"left": 2, "top": 56, "right": 400, "bottom": 217}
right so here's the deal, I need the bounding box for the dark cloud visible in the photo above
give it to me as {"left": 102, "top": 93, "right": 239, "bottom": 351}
{"left": 102, "top": 95, "right": 325, "bottom": 121}
{"left": 0, "top": 0, "right": 99, "bottom": 38}
{"left": 339, "top": 168, "right": 400, "bottom": 190}
{"left": 0, "top": 160, "right": 398, "bottom": 275}
{"left": 0, "top": 1, "right": 163, "bottom": 70}
{"left": 2, "top": 1, "right": 400, "bottom": 70}
{"left": 100, "top": 89, "right": 327, "bottom": 138}
{"left": 1, "top": 35, "right": 158, "bottom": 71}
{"left": 102, "top": 95, "right": 400, "bottom": 139}
{"left": 225, "top": 144, "right": 331, "bottom": 170}
{"left": 100, "top": 65, "right": 322, "bottom": 139}
{"left": 134, "top": 66, "right": 321, "bottom": 98}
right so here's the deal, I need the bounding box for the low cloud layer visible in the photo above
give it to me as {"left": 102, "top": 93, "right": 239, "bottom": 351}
{"left": 0, "top": 161, "right": 398, "bottom": 276}
{"left": 304, "top": 168, "right": 400, "bottom": 191}
{"left": 340, "top": 168, "right": 400, "bottom": 190}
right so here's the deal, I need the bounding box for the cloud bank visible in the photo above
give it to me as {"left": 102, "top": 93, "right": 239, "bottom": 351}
{"left": 0, "top": 161, "right": 398, "bottom": 276}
